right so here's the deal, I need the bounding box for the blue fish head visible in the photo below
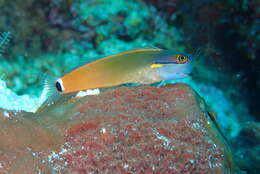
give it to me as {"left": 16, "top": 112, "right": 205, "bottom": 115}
{"left": 155, "top": 51, "right": 194, "bottom": 80}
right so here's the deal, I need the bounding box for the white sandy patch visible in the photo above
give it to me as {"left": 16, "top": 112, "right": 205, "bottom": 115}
{"left": 76, "top": 88, "right": 100, "bottom": 97}
{"left": 0, "top": 79, "right": 40, "bottom": 112}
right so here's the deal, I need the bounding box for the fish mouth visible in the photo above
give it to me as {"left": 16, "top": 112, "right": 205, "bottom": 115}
{"left": 177, "top": 72, "right": 192, "bottom": 76}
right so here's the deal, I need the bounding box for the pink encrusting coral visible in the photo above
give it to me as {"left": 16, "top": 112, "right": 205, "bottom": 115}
{"left": 0, "top": 84, "right": 234, "bottom": 173}
{"left": 48, "top": 84, "right": 234, "bottom": 173}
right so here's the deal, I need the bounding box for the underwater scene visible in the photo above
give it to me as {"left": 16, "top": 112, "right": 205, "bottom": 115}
{"left": 0, "top": 0, "right": 259, "bottom": 173}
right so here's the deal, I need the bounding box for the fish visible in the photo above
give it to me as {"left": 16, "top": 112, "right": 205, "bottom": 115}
{"left": 46, "top": 48, "right": 193, "bottom": 97}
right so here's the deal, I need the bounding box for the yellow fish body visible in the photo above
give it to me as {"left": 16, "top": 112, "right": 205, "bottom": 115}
{"left": 54, "top": 48, "right": 193, "bottom": 94}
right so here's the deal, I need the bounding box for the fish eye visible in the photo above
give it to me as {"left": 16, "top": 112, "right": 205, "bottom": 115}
{"left": 177, "top": 55, "right": 188, "bottom": 64}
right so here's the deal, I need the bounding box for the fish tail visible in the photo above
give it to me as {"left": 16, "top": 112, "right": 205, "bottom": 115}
{"left": 36, "top": 77, "right": 61, "bottom": 112}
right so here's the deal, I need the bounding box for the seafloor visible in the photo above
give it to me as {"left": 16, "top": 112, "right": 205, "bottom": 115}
{"left": 0, "top": 0, "right": 259, "bottom": 173}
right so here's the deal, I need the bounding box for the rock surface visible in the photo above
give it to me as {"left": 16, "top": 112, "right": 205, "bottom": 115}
{"left": 0, "top": 84, "right": 234, "bottom": 173}
{"left": 233, "top": 122, "right": 260, "bottom": 173}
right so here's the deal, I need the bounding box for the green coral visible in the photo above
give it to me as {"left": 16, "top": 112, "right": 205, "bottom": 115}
{"left": 70, "top": 0, "right": 184, "bottom": 55}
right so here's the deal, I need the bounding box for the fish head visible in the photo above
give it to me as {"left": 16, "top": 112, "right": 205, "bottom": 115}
{"left": 152, "top": 51, "right": 194, "bottom": 80}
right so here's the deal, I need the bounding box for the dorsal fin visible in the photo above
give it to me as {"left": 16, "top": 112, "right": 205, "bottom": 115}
{"left": 66, "top": 48, "right": 163, "bottom": 73}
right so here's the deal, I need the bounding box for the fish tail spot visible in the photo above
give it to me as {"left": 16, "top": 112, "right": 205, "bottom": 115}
{"left": 56, "top": 78, "right": 65, "bottom": 92}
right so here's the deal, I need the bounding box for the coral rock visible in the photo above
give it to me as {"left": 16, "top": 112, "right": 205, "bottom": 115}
{"left": 0, "top": 84, "right": 234, "bottom": 173}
